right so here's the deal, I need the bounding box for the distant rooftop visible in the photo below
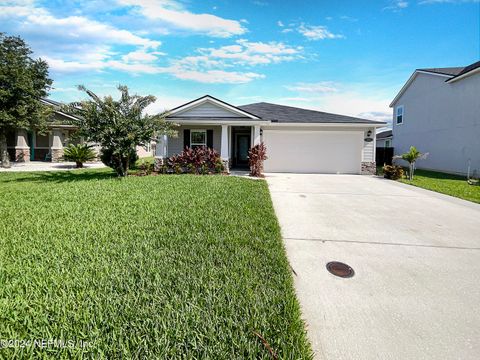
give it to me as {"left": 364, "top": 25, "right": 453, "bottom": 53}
{"left": 376, "top": 129, "right": 392, "bottom": 139}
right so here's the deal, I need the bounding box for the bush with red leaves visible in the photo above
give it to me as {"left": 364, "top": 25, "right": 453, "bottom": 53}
{"left": 248, "top": 143, "right": 268, "bottom": 177}
{"left": 165, "top": 146, "right": 224, "bottom": 174}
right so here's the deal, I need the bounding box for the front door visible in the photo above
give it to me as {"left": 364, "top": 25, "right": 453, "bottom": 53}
{"left": 235, "top": 134, "right": 250, "bottom": 167}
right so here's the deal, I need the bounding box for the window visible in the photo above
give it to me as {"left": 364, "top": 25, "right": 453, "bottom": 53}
{"left": 191, "top": 130, "right": 207, "bottom": 147}
{"left": 385, "top": 139, "right": 391, "bottom": 148}
{"left": 396, "top": 105, "right": 404, "bottom": 125}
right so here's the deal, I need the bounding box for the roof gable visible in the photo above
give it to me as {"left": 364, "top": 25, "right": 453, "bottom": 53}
{"left": 391, "top": 61, "right": 480, "bottom": 106}
{"left": 389, "top": 70, "right": 453, "bottom": 107}
{"left": 168, "top": 95, "right": 260, "bottom": 119}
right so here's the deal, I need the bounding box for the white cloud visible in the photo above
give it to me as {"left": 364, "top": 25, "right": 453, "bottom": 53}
{"left": 0, "top": 3, "right": 160, "bottom": 49}
{"left": 43, "top": 39, "right": 295, "bottom": 84}
{"left": 160, "top": 39, "right": 302, "bottom": 83}
{"left": 383, "top": 1, "right": 409, "bottom": 11}
{"left": 168, "top": 69, "right": 264, "bottom": 84}
{"left": 146, "top": 94, "right": 190, "bottom": 113}
{"left": 283, "top": 81, "right": 391, "bottom": 123}
{"left": 298, "top": 24, "right": 344, "bottom": 40}
{"left": 0, "top": 2, "right": 301, "bottom": 84}
{"left": 277, "top": 20, "right": 284, "bottom": 27}
{"left": 191, "top": 39, "right": 302, "bottom": 66}
{"left": 122, "top": 49, "right": 165, "bottom": 63}
{"left": 283, "top": 92, "right": 390, "bottom": 122}
{"left": 285, "top": 82, "right": 339, "bottom": 93}
{"left": 118, "top": 0, "right": 246, "bottom": 37}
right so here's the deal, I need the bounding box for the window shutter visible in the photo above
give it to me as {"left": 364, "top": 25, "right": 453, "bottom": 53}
{"left": 206, "top": 130, "right": 213, "bottom": 148}
{"left": 184, "top": 129, "right": 190, "bottom": 149}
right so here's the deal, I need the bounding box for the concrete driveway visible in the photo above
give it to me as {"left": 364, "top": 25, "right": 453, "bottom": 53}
{"left": 266, "top": 174, "right": 480, "bottom": 360}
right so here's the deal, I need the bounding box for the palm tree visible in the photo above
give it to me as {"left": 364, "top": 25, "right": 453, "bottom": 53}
{"left": 63, "top": 143, "right": 96, "bottom": 168}
{"left": 393, "top": 146, "right": 428, "bottom": 180}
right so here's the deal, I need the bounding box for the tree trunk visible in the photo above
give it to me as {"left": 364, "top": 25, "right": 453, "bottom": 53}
{"left": 76, "top": 161, "right": 83, "bottom": 168}
{"left": 0, "top": 132, "right": 11, "bottom": 168}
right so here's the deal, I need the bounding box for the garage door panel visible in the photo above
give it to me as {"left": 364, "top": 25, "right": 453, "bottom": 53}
{"left": 263, "top": 130, "right": 362, "bottom": 173}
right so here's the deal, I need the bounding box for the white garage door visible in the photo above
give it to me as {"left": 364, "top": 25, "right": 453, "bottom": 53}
{"left": 263, "top": 130, "right": 363, "bottom": 173}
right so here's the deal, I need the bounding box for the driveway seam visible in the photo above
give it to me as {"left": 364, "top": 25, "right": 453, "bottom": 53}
{"left": 284, "top": 237, "right": 480, "bottom": 251}
{"left": 270, "top": 191, "right": 424, "bottom": 197}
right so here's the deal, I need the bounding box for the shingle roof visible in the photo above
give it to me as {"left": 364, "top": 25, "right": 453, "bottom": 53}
{"left": 418, "top": 67, "right": 464, "bottom": 76}
{"left": 446, "top": 60, "right": 480, "bottom": 82}
{"left": 239, "top": 102, "right": 385, "bottom": 124}
{"left": 377, "top": 129, "right": 392, "bottom": 139}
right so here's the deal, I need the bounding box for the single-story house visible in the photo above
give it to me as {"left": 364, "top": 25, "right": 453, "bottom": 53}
{"left": 156, "top": 95, "right": 386, "bottom": 174}
{"left": 6, "top": 98, "right": 154, "bottom": 163}
{"left": 390, "top": 60, "right": 480, "bottom": 175}
{"left": 6, "top": 99, "right": 81, "bottom": 162}
{"left": 376, "top": 129, "right": 392, "bottom": 148}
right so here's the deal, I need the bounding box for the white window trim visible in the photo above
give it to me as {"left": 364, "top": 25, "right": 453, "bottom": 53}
{"left": 396, "top": 105, "right": 404, "bottom": 125}
{"left": 385, "top": 139, "right": 391, "bottom": 148}
{"left": 190, "top": 129, "right": 207, "bottom": 147}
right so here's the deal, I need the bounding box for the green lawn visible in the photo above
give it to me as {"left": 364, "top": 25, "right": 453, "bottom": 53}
{"left": 0, "top": 169, "right": 312, "bottom": 359}
{"left": 394, "top": 168, "right": 480, "bottom": 204}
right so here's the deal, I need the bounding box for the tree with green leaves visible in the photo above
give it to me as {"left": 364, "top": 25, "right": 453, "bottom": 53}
{"left": 0, "top": 33, "right": 52, "bottom": 168}
{"left": 64, "top": 85, "right": 177, "bottom": 177}
{"left": 393, "top": 146, "right": 428, "bottom": 181}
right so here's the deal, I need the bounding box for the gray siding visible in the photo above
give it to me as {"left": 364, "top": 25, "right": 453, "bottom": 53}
{"left": 392, "top": 72, "right": 480, "bottom": 175}
{"left": 175, "top": 102, "right": 240, "bottom": 117}
{"left": 168, "top": 125, "right": 222, "bottom": 156}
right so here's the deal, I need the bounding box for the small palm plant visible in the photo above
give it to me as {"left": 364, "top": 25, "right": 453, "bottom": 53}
{"left": 63, "top": 144, "right": 96, "bottom": 168}
{"left": 393, "top": 146, "right": 428, "bottom": 181}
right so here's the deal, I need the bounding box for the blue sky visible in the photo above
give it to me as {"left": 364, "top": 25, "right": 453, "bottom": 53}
{"left": 1, "top": 0, "right": 479, "bottom": 125}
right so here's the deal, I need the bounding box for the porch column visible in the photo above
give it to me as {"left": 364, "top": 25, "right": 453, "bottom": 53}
{"left": 51, "top": 129, "right": 64, "bottom": 162}
{"left": 221, "top": 124, "right": 230, "bottom": 172}
{"left": 154, "top": 134, "right": 168, "bottom": 171}
{"left": 253, "top": 125, "right": 261, "bottom": 146}
{"left": 15, "top": 129, "right": 30, "bottom": 162}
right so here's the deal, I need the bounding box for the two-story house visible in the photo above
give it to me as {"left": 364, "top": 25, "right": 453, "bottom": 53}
{"left": 390, "top": 61, "right": 480, "bottom": 175}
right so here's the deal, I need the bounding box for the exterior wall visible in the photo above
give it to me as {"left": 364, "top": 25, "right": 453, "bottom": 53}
{"left": 392, "top": 72, "right": 480, "bottom": 175}
{"left": 174, "top": 102, "right": 240, "bottom": 117}
{"left": 362, "top": 128, "right": 375, "bottom": 163}
{"left": 376, "top": 137, "right": 392, "bottom": 148}
{"left": 167, "top": 125, "right": 222, "bottom": 156}
{"left": 136, "top": 143, "right": 154, "bottom": 158}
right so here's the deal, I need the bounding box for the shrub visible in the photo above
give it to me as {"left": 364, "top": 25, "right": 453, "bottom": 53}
{"left": 383, "top": 165, "right": 404, "bottom": 180}
{"left": 100, "top": 147, "right": 138, "bottom": 175}
{"left": 136, "top": 158, "right": 155, "bottom": 176}
{"left": 165, "top": 147, "right": 224, "bottom": 174}
{"left": 63, "top": 144, "right": 96, "bottom": 168}
{"left": 248, "top": 143, "right": 268, "bottom": 177}
{"left": 393, "top": 146, "right": 428, "bottom": 181}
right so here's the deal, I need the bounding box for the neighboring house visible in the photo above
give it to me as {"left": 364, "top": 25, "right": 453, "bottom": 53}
{"left": 390, "top": 60, "right": 480, "bottom": 175}
{"left": 156, "top": 95, "right": 385, "bottom": 174}
{"left": 6, "top": 98, "right": 154, "bottom": 163}
{"left": 6, "top": 99, "right": 81, "bottom": 162}
{"left": 376, "top": 130, "right": 392, "bottom": 148}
